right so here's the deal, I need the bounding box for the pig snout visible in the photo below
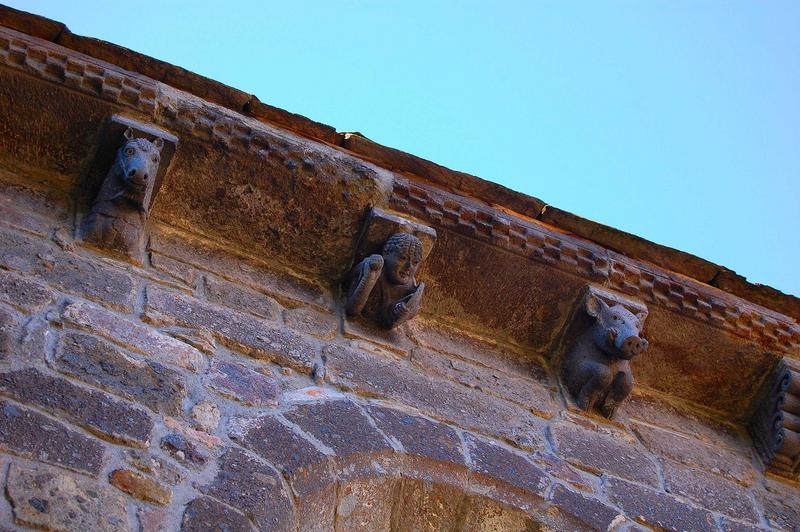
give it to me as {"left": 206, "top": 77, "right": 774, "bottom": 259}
{"left": 619, "top": 335, "right": 648, "bottom": 359}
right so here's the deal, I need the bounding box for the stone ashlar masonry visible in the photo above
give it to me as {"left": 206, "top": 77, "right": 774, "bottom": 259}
{"left": 0, "top": 5, "right": 799, "bottom": 532}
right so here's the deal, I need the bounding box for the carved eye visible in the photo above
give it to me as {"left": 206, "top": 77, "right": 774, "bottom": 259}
{"left": 125, "top": 147, "right": 135, "bottom": 156}
{"left": 152, "top": 155, "right": 159, "bottom": 163}
{"left": 613, "top": 314, "right": 621, "bottom": 321}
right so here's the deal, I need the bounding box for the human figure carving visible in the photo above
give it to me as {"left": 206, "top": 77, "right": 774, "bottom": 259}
{"left": 561, "top": 295, "right": 648, "bottom": 418}
{"left": 84, "top": 127, "right": 164, "bottom": 257}
{"left": 345, "top": 232, "right": 425, "bottom": 328}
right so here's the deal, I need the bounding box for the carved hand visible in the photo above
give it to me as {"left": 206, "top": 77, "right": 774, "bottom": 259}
{"left": 389, "top": 282, "right": 425, "bottom": 328}
{"left": 345, "top": 255, "right": 384, "bottom": 317}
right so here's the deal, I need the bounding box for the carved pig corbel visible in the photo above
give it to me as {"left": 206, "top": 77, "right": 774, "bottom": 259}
{"left": 559, "top": 288, "right": 649, "bottom": 419}
{"left": 344, "top": 208, "right": 436, "bottom": 328}
{"left": 82, "top": 115, "right": 177, "bottom": 263}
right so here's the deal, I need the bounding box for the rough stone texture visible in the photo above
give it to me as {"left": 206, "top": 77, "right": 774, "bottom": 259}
{"left": 549, "top": 484, "right": 623, "bottom": 530}
{"left": 0, "top": 227, "right": 136, "bottom": 311}
{"left": 201, "top": 447, "right": 295, "bottom": 531}
{"left": 284, "top": 305, "right": 339, "bottom": 340}
{"left": 633, "top": 423, "right": 756, "bottom": 486}
{"left": 207, "top": 359, "right": 278, "bottom": 407}
{"left": 62, "top": 299, "right": 205, "bottom": 372}
{"left": 160, "top": 417, "right": 220, "bottom": 470}
{"left": 7, "top": 462, "right": 129, "bottom": 532}
{"left": 464, "top": 433, "right": 550, "bottom": 496}
{"left": 335, "top": 477, "right": 398, "bottom": 532}
{"left": 181, "top": 497, "right": 253, "bottom": 532}
{"left": 662, "top": 459, "right": 758, "bottom": 522}
{"left": 150, "top": 252, "right": 199, "bottom": 286}
{"left": 757, "top": 479, "right": 800, "bottom": 531}
{"left": 55, "top": 332, "right": 187, "bottom": 415}
{"left": 0, "top": 368, "right": 153, "bottom": 447}
{"left": 0, "top": 399, "right": 105, "bottom": 475}
{"left": 393, "top": 478, "right": 465, "bottom": 532}
{"left": 324, "top": 343, "right": 546, "bottom": 449}
{"left": 138, "top": 508, "right": 170, "bottom": 532}
{"left": 189, "top": 400, "right": 220, "bottom": 433}
{"left": 122, "top": 449, "right": 186, "bottom": 486}
{"left": 0, "top": 306, "right": 18, "bottom": 360}
{"left": 0, "top": 269, "right": 55, "bottom": 312}
{"left": 607, "top": 476, "right": 717, "bottom": 532}
{"left": 204, "top": 274, "right": 282, "bottom": 320}
{"left": 531, "top": 451, "right": 597, "bottom": 493}
{"left": 145, "top": 285, "right": 318, "bottom": 372}
{"left": 109, "top": 468, "right": 172, "bottom": 505}
{"left": 459, "top": 495, "right": 537, "bottom": 532}
{"left": 549, "top": 421, "right": 659, "bottom": 487}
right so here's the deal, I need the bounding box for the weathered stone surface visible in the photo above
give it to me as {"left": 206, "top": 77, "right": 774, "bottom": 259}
{"left": 549, "top": 484, "right": 622, "bottom": 531}
{"left": 712, "top": 268, "right": 800, "bottom": 322}
{"left": 633, "top": 423, "right": 756, "bottom": 486}
{"left": 342, "top": 317, "right": 415, "bottom": 356}
{"left": 109, "top": 468, "right": 171, "bottom": 505}
{"left": 531, "top": 451, "right": 597, "bottom": 493}
{"left": 411, "top": 347, "right": 557, "bottom": 418}
{"left": 207, "top": 359, "right": 278, "bottom": 407}
{"left": 366, "top": 405, "right": 465, "bottom": 465}
{"left": 0, "top": 5, "right": 66, "bottom": 42}
{"left": 160, "top": 417, "right": 220, "bottom": 470}
{"left": 190, "top": 400, "right": 220, "bottom": 433}
{"left": 0, "top": 368, "right": 153, "bottom": 447}
{"left": 145, "top": 285, "right": 318, "bottom": 372}
{"left": 204, "top": 274, "right": 282, "bottom": 320}
{"left": 182, "top": 496, "right": 253, "bottom": 532}
{"left": 284, "top": 305, "right": 339, "bottom": 340}
{"left": 0, "top": 269, "right": 55, "bottom": 312}
{"left": 757, "top": 479, "right": 800, "bottom": 531}
{"left": 6, "top": 462, "right": 128, "bottom": 532}
{"left": 662, "top": 459, "right": 758, "bottom": 522}
{"left": 0, "top": 174, "right": 70, "bottom": 235}
{"left": 122, "top": 449, "right": 186, "bottom": 486}
{"left": 201, "top": 447, "right": 295, "bottom": 531}
{"left": 138, "top": 507, "right": 170, "bottom": 532}
{"left": 550, "top": 421, "right": 659, "bottom": 487}
{"left": 607, "top": 476, "right": 717, "bottom": 532}
{"left": 335, "top": 477, "right": 398, "bottom": 532}
{"left": 0, "top": 306, "right": 18, "bottom": 360}
{"left": 284, "top": 399, "right": 393, "bottom": 458}
{"left": 0, "top": 399, "right": 105, "bottom": 475}
{"left": 323, "top": 343, "right": 545, "bottom": 449}
{"left": 0, "top": 226, "right": 136, "bottom": 311}
{"left": 150, "top": 252, "right": 198, "bottom": 286}
{"left": 62, "top": 299, "right": 205, "bottom": 372}
{"left": 394, "top": 478, "right": 464, "bottom": 532}
{"left": 55, "top": 332, "right": 187, "bottom": 415}
{"left": 247, "top": 95, "right": 339, "bottom": 144}
{"left": 718, "top": 518, "right": 769, "bottom": 532}
{"left": 459, "top": 495, "right": 537, "bottom": 532}
{"left": 464, "top": 433, "right": 549, "bottom": 496}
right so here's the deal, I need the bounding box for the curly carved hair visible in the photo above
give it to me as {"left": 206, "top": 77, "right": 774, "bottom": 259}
{"left": 382, "top": 232, "right": 423, "bottom": 261}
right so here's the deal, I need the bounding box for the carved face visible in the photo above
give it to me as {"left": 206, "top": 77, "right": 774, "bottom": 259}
{"left": 118, "top": 128, "right": 164, "bottom": 203}
{"left": 586, "top": 296, "right": 648, "bottom": 360}
{"left": 381, "top": 233, "right": 423, "bottom": 286}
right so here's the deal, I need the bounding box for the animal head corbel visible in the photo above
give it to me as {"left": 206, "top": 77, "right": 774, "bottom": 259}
{"left": 585, "top": 295, "right": 648, "bottom": 360}
{"left": 115, "top": 127, "right": 164, "bottom": 209}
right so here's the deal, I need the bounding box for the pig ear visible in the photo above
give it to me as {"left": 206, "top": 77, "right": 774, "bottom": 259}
{"left": 585, "top": 295, "right": 608, "bottom": 318}
{"left": 152, "top": 137, "right": 164, "bottom": 152}
{"left": 123, "top": 127, "right": 135, "bottom": 141}
{"left": 635, "top": 311, "right": 647, "bottom": 331}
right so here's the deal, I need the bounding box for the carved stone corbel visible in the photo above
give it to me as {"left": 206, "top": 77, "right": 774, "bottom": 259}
{"left": 556, "top": 286, "right": 649, "bottom": 419}
{"left": 749, "top": 358, "right": 800, "bottom": 479}
{"left": 82, "top": 115, "right": 177, "bottom": 263}
{"left": 344, "top": 208, "right": 436, "bottom": 328}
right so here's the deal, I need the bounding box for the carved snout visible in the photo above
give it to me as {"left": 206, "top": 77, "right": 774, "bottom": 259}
{"left": 619, "top": 335, "right": 648, "bottom": 359}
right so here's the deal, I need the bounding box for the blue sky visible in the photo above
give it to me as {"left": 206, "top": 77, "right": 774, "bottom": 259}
{"left": 12, "top": 1, "right": 800, "bottom": 296}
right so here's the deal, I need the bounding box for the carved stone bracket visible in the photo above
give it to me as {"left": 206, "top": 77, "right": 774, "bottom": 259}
{"left": 344, "top": 208, "right": 436, "bottom": 329}
{"left": 554, "top": 286, "right": 649, "bottom": 420}
{"left": 750, "top": 358, "right": 800, "bottom": 480}
{"left": 81, "top": 115, "right": 178, "bottom": 263}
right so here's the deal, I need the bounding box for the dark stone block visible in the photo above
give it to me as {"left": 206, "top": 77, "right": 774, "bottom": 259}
{"left": 0, "top": 269, "right": 55, "bottom": 312}
{"left": 182, "top": 497, "right": 253, "bottom": 532}
{"left": 207, "top": 359, "right": 278, "bottom": 407}
{"left": 464, "top": 433, "right": 549, "bottom": 497}
{"left": 549, "top": 484, "right": 621, "bottom": 530}
{"left": 366, "top": 405, "right": 464, "bottom": 465}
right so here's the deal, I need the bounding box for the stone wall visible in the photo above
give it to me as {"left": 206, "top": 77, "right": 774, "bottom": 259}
{"left": 0, "top": 173, "right": 798, "bottom": 531}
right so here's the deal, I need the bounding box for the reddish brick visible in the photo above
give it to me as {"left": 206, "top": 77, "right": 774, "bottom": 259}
{"left": 550, "top": 421, "right": 659, "bottom": 487}
{"left": 323, "top": 344, "right": 545, "bottom": 449}
{"left": 284, "top": 305, "right": 339, "bottom": 340}
{"left": 394, "top": 478, "right": 465, "bottom": 532}
{"left": 145, "top": 285, "right": 318, "bottom": 372}
{"left": 0, "top": 226, "right": 136, "bottom": 311}
{"left": 335, "top": 477, "right": 398, "bottom": 531}
{"left": 464, "top": 433, "right": 550, "bottom": 497}
{"left": 6, "top": 463, "right": 128, "bottom": 531}
{"left": 55, "top": 332, "right": 187, "bottom": 415}
{"left": 62, "top": 299, "right": 205, "bottom": 372}
{"left": 0, "top": 399, "right": 105, "bottom": 475}
{"left": 0, "top": 269, "right": 55, "bottom": 312}
{"left": 204, "top": 274, "right": 282, "bottom": 320}
{"left": 548, "top": 484, "right": 622, "bottom": 530}
{"left": 633, "top": 423, "right": 756, "bottom": 486}
{"left": 0, "top": 306, "right": 19, "bottom": 360}
{"left": 662, "top": 459, "right": 758, "bottom": 522}
{"left": 411, "top": 347, "right": 557, "bottom": 418}
{"left": 109, "top": 468, "right": 171, "bottom": 505}
{"left": 181, "top": 497, "right": 253, "bottom": 532}
{"left": 607, "top": 476, "right": 717, "bottom": 531}
{"left": 0, "top": 368, "right": 153, "bottom": 447}
{"left": 149, "top": 252, "right": 198, "bottom": 286}
{"left": 207, "top": 359, "right": 278, "bottom": 407}
{"left": 201, "top": 447, "right": 295, "bottom": 531}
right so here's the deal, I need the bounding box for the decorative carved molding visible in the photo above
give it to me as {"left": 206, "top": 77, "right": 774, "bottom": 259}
{"left": 82, "top": 115, "right": 177, "bottom": 263}
{"left": 750, "top": 358, "right": 800, "bottom": 479}
{"left": 344, "top": 208, "right": 436, "bottom": 328}
{"left": 390, "top": 178, "right": 800, "bottom": 354}
{"left": 0, "top": 27, "right": 156, "bottom": 114}
{"left": 556, "top": 286, "right": 649, "bottom": 419}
